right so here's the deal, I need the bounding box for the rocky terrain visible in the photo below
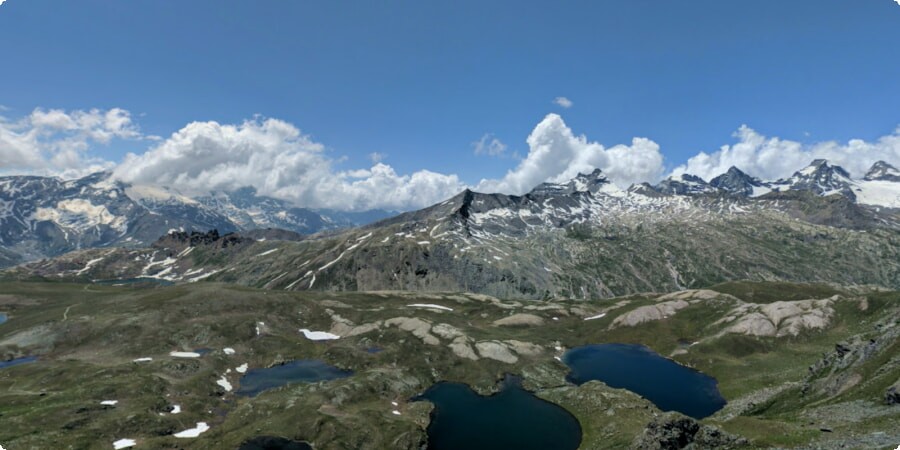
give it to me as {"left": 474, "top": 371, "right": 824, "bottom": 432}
{"left": 2, "top": 160, "right": 898, "bottom": 449}
{"left": 0, "top": 173, "right": 391, "bottom": 268}
{"left": 8, "top": 160, "right": 899, "bottom": 301}
{"left": 0, "top": 281, "right": 897, "bottom": 449}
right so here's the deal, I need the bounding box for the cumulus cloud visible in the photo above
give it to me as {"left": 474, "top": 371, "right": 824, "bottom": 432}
{"left": 7, "top": 105, "right": 897, "bottom": 212}
{"left": 472, "top": 133, "right": 507, "bottom": 157}
{"left": 113, "top": 118, "right": 465, "bottom": 211}
{"left": 553, "top": 97, "right": 573, "bottom": 109}
{"left": 671, "top": 125, "right": 900, "bottom": 181}
{"left": 0, "top": 107, "right": 144, "bottom": 178}
{"left": 476, "top": 114, "right": 665, "bottom": 194}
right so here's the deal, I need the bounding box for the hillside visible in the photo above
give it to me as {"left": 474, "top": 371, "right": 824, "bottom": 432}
{"left": 0, "top": 281, "right": 897, "bottom": 449}
{"left": 7, "top": 160, "right": 900, "bottom": 299}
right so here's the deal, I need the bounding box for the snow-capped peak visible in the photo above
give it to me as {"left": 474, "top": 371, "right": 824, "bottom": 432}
{"left": 864, "top": 161, "right": 900, "bottom": 182}
{"left": 772, "top": 159, "right": 855, "bottom": 199}
{"left": 529, "top": 168, "right": 615, "bottom": 196}
{"left": 709, "top": 166, "right": 767, "bottom": 197}
{"left": 654, "top": 174, "right": 718, "bottom": 195}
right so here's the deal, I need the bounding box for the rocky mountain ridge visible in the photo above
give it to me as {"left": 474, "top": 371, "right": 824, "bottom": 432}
{"left": 0, "top": 173, "right": 392, "bottom": 268}
{"left": 7, "top": 159, "right": 900, "bottom": 300}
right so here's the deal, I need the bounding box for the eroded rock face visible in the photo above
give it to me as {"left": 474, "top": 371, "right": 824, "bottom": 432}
{"left": 611, "top": 300, "right": 690, "bottom": 328}
{"left": 632, "top": 412, "right": 747, "bottom": 449}
{"left": 803, "top": 309, "right": 900, "bottom": 399}
{"left": 475, "top": 341, "right": 518, "bottom": 364}
{"left": 449, "top": 337, "right": 478, "bottom": 360}
{"left": 504, "top": 340, "right": 543, "bottom": 356}
{"left": 492, "top": 313, "right": 545, "bottom": 327}
{"left": 431, "top": 323, "right": 464, "bottom": 340}
{"left": 384, "top": 317, "right": 439, "bottom": 345}
{"left": 717, "top": 298, "right": 835, "bottom": 337}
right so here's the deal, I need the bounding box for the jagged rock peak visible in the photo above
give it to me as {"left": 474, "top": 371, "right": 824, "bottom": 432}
{"left": 654, "top": 173, "right": 718, "bottom": 195}
{"left": 795, "top": 159, "right": 851, "bottom": 179}
{"left": 864, "top": 161, "right": 900, "bottom": 182}
{"left": 528, "top": 168, "right": 612, "bottom": 196}
{"left": 710, "top": 166, "right": 766, "bottom": 196}
{"left": 153, "top": 229, "right": 252, "bottom": 249}
{"left": 775, "top": 159, "right": 855, "bottom": 200}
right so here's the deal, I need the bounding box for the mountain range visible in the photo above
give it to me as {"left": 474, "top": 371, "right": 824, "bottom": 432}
{"left": 0, "top": 173, "right": 393, "bottom": 268}
{"left": 5, "top": 159, "right": 899, "bottom": 298}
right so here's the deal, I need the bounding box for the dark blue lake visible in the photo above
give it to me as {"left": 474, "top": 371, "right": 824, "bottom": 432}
{"left": 413, "top": 376, "right": 582, "bottom": 450}
{"left": 563, "top": 343, "right": 726, "bottom": 419}
{"left": 0, "top": 356, "right": 37, "bottom": 370}
{"left": 235, "top": 360, "right": 353, "bottom": 397}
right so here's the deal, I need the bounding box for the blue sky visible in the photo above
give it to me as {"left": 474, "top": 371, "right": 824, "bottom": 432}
{"left": 1, "top": 0, "right": 899, "bottom": 210}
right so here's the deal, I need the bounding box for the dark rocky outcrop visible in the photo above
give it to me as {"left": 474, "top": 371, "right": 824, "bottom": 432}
{"left": 632, "top": 412, "right": 747, "bottom": 449}
{"left": 710, "top": 167, "right": 767, "bottom": 197}
{"left": 153, "top": 229, "right": 253, "bottom": 250}
{"left": 654, "top": 174, "right": 718, "bottom": 196}
{"left": 886, "top": 381, "right": 900, "bottom": 405}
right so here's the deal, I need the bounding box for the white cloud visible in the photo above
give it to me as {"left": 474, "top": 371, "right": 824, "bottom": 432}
{"left": 472, "top": 133, "right": 507, "bottom": 157}
{"left": 553, "top": 97, "right": 573, "bottom": 109}
{"left": 6, "top": 105, "right": 897, "bottom": 212}
{"left": 671, "top": 125, "right": 900, "bottom": 181}
{"left": 0, "top": 107, "right": 144, "bottom": 178}
{"left": 476, "top": 114, "right": 665, "bottom": 194}
{"left": 113, "top": 118, "right": 465, "bottom": 211}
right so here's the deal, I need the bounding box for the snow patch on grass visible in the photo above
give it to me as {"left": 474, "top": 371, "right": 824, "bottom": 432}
{"left": 299, "top": 328, "right": 340, "bottom": 340}
{"left": 407, "top": 303, "right": 453, "bottom": 311}
{"left": 75, "top": 256, "right": 105, "bottom": 275}
{"left": 254, "top": 248, "right": 279, "bottom": 258}
{"left": 169, "top": 351, "right": 201, "bottom": 358}
{"left": 173, "top": 422, "right": 210, "bottom": 438}
{"left": 236, "top": 363, "right": 249, "bottom": 373}
{"left": 216, "top": 376, "right": 233, "bottom": 392}
{"left": 223, "top": 347, "right": 235, "bottom": 355}
{"left": 100, "top": 400, "right": 118, "bottom": 406}
{"left": 113, "top": 438, "right": 137, "bottom": 449}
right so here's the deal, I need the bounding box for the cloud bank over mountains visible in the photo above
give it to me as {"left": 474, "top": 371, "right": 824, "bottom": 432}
{"left": 112, "top": 118, "right": 464, "bottom": 212}
{"left": 671, "top": 125, "right": 900, "bottom": 182}
{"left": 1, "top": 107, "right": 898, "bottom": 211}
{"left": 476, "top": 114, "right": 664, "bottom": 194}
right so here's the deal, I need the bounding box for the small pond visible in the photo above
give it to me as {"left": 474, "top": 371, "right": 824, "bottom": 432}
{"left": 563, "top": 343, "right": 726, "bottom": 418}
{"left": 235, "top": 360, "right": 353, "bottom": 397}
{"left": 413, "top": 375, "right": 582, "bottom": 450}
{"left": 0, "top": 356, "right": 37, "bottom": 370}
{"left": 0, "top": 312, "right": 7, "bottom": 324}
{"left": 238, "top": 436, "right": 313, "bottom": 450}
